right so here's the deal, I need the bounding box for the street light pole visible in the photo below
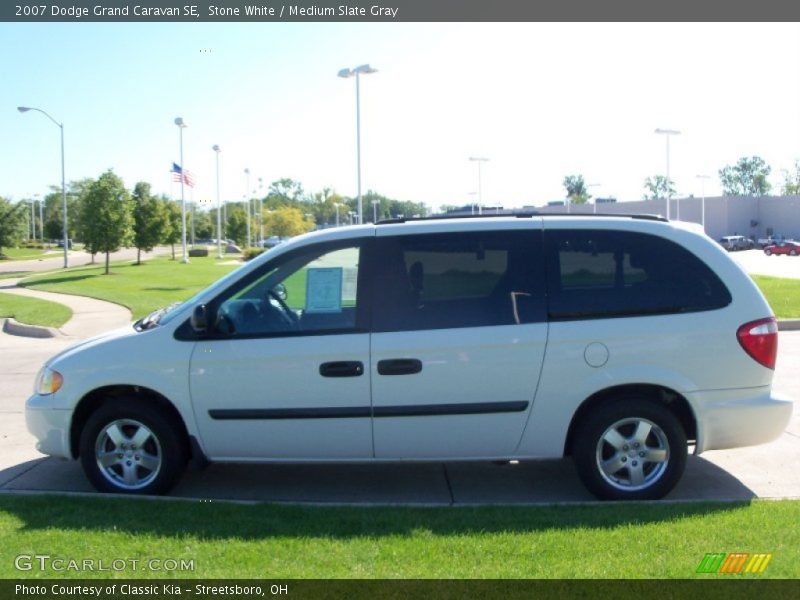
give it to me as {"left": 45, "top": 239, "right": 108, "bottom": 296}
{"left": 338, "top": 64, "right": 377, "bottom": 226}
{"left": 655, "top": 128, "right": 680, "bottom": 220}
{"left": 697, "top": 174, "right": 710, "bottom": 232}
{"left": 213, "top": 145, "right": 223, "bottom": 259}
{"left": 18, "top": 106, "right": 68, "bottom": 267}
{"left": 372, "top": 199, "right": 379, "bottom": 223}
{"left": 334, "top": 202, "right": 341, "bottom": 227}
{"left": 469, "top": 157, "right": 489, "bottom": 215}
{"left": 244, "top": 168, "right": 251, "bottom": 247}
{"left": 174, "top": 117, "right": 189, "bottom": 264}
{"left": 587, "top": 183, "right": 601, "bottom": 214}
{"left": 258, "top": 177, "right": 264, "bottom": 244}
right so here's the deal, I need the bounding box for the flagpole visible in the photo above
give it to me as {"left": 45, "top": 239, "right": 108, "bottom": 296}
{"left": 175, "top": 117, "right": 189, "bottom": 264}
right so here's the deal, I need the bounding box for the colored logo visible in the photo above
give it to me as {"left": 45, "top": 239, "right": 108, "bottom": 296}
{"left": 696, "top": 552, "right": 772, "bottom": 574}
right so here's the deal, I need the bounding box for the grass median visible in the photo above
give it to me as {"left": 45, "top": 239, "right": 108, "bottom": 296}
{"left": 752, "top": 275, "right": 800, "bottom": 318}
{"left": 0, "top": 292, "right": 72, "bottom": 328}
{"left": 0, "top": 495, "right": 797, "bottom": 578}
{"left": 20, "top": 255, "right": 241, "bottom": 320}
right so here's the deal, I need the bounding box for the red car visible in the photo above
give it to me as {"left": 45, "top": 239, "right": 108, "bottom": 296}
{"left": 763, "top": 241, "right": 800, "bottom": 256}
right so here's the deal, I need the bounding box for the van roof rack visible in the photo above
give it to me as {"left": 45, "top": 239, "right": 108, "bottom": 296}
{"left": 377, "top": 212, "right": 668, "bottom": 225}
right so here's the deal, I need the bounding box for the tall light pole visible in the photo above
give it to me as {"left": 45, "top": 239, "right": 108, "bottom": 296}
{"left": 334, "top": 202, "right": 341, "bottom": 227}
{"left": 258, "top": 177, "right": 264, "bottom": 244}
{"left": 243, "top": 168, "right": 251, "bottom": 247}
{"left": 18, "top": 106, "right": 68, "bottom": 267}
{"left": 30, "top": 198, "right": 36, "bottom": 241}
{"left": 174, "top": 117, "right": 189, "bottom": 263}
{"left": 213, "top": 145, "right": 223, "bottom": 258}
{"left": 338, "top": 64, "right": 377, "bottom": 226}
{"left": 469, "top": 157, "right": 489, "bottom": 215}
{"left": 36, "top": 195, "right": 44, "bottom": 245}
{"left": 655, "top": 128, "right": 680, "bottom": 220}
{"left": 697, "top": 174, "right": 710, "bottom": 232}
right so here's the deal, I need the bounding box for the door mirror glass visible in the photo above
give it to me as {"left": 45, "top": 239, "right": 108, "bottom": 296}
{"left": 190, "top": 304, "right": 208, "bottom": 333}
{"left": 272, "top": 283, "right": 288, "bottom": 302}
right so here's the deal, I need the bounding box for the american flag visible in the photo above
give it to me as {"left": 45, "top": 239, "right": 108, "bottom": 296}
{"left": 171, "top": 162, "right": 195, "bottom": 188}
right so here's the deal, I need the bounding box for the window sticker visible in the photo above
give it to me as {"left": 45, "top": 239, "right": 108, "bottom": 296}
{"left": 305, "top": 267, "right": 343, "bottom": 313}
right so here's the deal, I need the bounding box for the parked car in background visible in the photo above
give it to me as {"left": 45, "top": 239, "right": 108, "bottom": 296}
{"left": 757, "top": 235, "right": 788, "bottom": 248}
{"left": 763, "top": 240, "right": 800, "bottom": 256}
{"left": 26, "top": 214, "right": 792, "bottom": 501}
{"left": 719, "top": 235, "right": 754, "bottom": 251}
{"left": 56, "top": 238, "right": 73, "bottom": 249}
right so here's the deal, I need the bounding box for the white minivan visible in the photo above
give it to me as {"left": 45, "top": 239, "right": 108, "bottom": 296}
{"left": 26, "top": 215, "right": 793, "bottom": 500}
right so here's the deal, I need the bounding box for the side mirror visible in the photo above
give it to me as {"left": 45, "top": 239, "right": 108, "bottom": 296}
{"left": 190, "top": 304, "right": 208, "bottom": 334}
{"left": 272, "top": 283, "right": 288, "bottom": 301}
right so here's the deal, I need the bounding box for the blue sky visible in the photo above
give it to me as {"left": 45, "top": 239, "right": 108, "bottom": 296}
{"left": 3, "top": 23, "right": 800, "bottom": 210}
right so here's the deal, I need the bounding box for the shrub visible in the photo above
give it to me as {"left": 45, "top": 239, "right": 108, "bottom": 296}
{"left": 242, "top": 248, "right": 265, "bottom": 261}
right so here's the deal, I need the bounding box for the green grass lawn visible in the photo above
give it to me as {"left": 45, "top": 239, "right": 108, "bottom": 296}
{"left": 0, "top": 292, "right": 72, "bottom": 328}
{"left": 0, "top": 247, "right": 53, "bottom": 261}
{"left": 752, "top": 275, "right": 800, "bottom": 319}
{"left": 0, "top": 496, "right": 797, "bottom": 578}
{"left": 20, "top": 256, "right": 241, "bottom": 320}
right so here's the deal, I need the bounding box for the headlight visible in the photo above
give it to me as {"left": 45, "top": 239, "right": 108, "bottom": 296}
{"left": 34, "top": 367, "right": 63, "bottom": 395}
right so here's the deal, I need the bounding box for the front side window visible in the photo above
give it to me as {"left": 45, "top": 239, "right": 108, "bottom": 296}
{"left": 213, "top": 243, "right": 362, "bottom": 337}
{"left": 372, "top": 230, "right": 545, "bottom": 332}
{"left": 546, "top": 229, "right": 731, "bottom": 320}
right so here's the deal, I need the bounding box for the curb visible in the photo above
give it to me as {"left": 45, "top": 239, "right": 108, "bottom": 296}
{"left": 1, "top": 317, "right": 62, "bottom": 339}
{"left": 778, "top": 319, "right": 800, "bottom": 331}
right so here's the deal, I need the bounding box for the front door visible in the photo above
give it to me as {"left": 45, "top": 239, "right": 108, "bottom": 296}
{"left": 189, "top": 239, "right": 373, "bottom": 460}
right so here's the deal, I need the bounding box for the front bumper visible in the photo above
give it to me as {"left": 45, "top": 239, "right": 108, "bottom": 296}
{"left": 690, "top": 387, "right": 794, "bottom": 454}
{"left": 25, "top": 394, "right": 73, "bottom": 459}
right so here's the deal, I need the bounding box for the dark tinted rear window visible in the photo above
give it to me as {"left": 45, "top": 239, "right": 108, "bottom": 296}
{"left": 546, "top": 229, "right": 731, "bottom": 320}
{"left": 372, "top": 230, "right": 546, "bottom": 331}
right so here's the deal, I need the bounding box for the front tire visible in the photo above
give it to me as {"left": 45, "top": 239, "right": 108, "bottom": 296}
{"left": 572, "top": 398, "right": 687, "bottom": 500}
{"left": 79, "top": 399, "right": 187, "bottom": 495}
{"left": 765, "top": 249, "right": 772, "bottom": 256}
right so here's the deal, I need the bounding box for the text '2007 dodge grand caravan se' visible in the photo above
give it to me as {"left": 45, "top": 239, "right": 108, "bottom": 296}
{"left": 26, "top": 214, "right": 793, "bottom": 500}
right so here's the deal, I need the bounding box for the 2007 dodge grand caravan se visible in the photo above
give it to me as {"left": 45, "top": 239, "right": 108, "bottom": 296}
{"left": 26, "top": 214, "right": 793, "bottom": 500}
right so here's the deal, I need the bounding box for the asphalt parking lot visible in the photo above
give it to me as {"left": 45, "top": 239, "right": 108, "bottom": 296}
{"left": 0, "top": 326, "right": 797, "bottom": 504}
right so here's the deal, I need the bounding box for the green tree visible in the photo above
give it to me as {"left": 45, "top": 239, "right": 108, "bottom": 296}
{"left": 189, "top": 209, "right": 214, "bottom": 241}
{"left": 226, "top": 205, "right": 249, "bottom": 247}
{"left": 719, "top": 156, "right": 772, "bottom": 196}
{"left": 563, "top": 175, "right": 591, "bottom": 204}
{"left": 0, "top": 198, "right": 27, "bottom": 257}
{"left": 263, "top": 206, "right": 315, "bottom": 238}
{"left": 132, "top": 182, "right": 167, "bottom": 265}
{"left": 79, "top": 171, "right": 134, "bottom": 274}
{"left": 780, "top": 160, "right": 800, "bottom": 196}
{"left": 643, "top": 175, "right": 676, "bottom": 200}
{"left": 161, "top": 198, "right": 182, "bottom": 260}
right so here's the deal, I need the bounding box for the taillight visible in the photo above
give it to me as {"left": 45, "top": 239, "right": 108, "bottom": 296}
{"left": 737, "top": 317, "right": 778, "bottom": 369}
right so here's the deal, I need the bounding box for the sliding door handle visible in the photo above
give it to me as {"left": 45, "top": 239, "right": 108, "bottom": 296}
{"left": 319, "top": 361, "right": 364, "bottom": 378}
{"left": 377, "top": 358, "right": 423, "bottom": 376}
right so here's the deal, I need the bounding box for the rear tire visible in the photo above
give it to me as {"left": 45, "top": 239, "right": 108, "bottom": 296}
{"left": 765, "top": 249, "right": 772, "bottom": 256}
{"left": 79, "top": 398, "right": 187, "bottom": 495}
{"left": 572, "top": 398, "right": 687, "bottom": 500}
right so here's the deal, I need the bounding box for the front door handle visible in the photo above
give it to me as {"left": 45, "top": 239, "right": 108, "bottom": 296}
{"left": 377, "top": 358, "right": 423, "bottom": 376}
{"left": 319, "top": 361, "right": 364, "bottom": 378}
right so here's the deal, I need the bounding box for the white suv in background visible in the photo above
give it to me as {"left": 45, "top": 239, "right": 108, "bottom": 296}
{"left": 26, "top": 214, "right": 793, "bottom": 500}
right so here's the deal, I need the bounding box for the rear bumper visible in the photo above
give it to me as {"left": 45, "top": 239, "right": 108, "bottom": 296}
{"left": 690, "top": 387, "right": 794, "bottom": 454}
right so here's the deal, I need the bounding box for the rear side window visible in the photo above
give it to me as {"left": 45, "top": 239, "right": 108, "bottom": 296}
{"left": 372, "top": 230, "right": 546, "bottom": 332}
{"left": 546, "top": 230, "right": 731, "bottom": 320}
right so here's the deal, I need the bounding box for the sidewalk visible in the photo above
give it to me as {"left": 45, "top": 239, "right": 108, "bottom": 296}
{"left": 0, "top": 278, "right": 131, "bottom": 338}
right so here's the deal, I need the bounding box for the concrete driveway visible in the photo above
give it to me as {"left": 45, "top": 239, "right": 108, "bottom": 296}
{"left": 0, "top": 328, "right": 797, "bottom": 504}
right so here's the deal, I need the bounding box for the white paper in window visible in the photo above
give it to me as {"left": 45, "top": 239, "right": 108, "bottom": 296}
{"left": 305, "top": 267, "right": 343, "bottom": 313}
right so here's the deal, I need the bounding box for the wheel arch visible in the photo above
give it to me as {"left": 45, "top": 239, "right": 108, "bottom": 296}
{"left": 70, "top": 385, "right": 194, "bottom": 462}
{"left": 563, "top": 383, "right": 697, "bottom": 456}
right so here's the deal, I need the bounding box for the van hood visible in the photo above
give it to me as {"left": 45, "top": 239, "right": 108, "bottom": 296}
{"left": 46, "top": 324, "right": 138, "bottom": 367}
